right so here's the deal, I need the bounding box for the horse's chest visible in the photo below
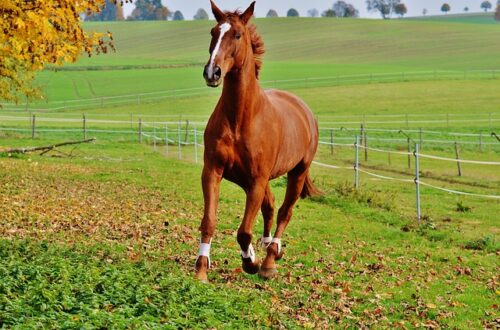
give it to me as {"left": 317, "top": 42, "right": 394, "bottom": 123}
{"left": 213, "top": 136, "right": 262, "bottom": 185}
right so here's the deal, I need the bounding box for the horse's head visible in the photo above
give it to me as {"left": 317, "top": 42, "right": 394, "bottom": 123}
{"left": 203, "top": 1, "right": 255, "bottom": 87}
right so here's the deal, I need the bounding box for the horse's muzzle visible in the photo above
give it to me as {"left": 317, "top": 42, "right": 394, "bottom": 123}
{"left": 203, "top": 65, "right": 222, "bottom": 88}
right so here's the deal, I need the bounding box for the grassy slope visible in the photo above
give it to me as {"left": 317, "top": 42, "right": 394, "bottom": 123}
{"left": 32, "top": 17, "right": 500, "bottom": 102}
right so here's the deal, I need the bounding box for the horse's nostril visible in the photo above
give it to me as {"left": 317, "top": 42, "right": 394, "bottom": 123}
{"left": 214, "top": 66, "right": 221, "bottom": 79}
{"left": 203, "top": 67, "right": 209, "bottom": 79}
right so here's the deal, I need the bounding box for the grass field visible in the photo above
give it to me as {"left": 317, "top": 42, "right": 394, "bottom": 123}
{"left": 1, "top": 13, "right": 499, "bottom": 328}
{"left": 0, "top": 139, "right": 498, "bottom": 328}
{"left": 15, "top": 15, "right": 500, "bottom": 105}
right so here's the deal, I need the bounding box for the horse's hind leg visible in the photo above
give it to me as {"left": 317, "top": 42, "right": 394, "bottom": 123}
{"left": 259, "top": 184, "right": 275, "bottom": 249}
{"left": 259, "top": 167, "right": 307, "bottom": 279}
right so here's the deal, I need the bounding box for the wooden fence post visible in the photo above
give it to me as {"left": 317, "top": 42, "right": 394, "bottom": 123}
{"left": 364, "top": 129, "right": 368, "bottom": 162}
{"left": 455, "top": 142, "right": 462, "bottom": 177}
{"left": 330, "top": 129, "right": 334, "bottom": 156}
{"left": 31, "top": 114, "right": 36, "bottom": 139}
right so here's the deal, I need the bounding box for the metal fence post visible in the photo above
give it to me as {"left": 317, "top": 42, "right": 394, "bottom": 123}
{"left": 414, "top": 144, "right": 421, "bottom": 223}
{"left": 354, "top": 136, "right": 359, "bottom": 189}
{"left": 177, "top": 121, "right": 181, "bottom": 160}
{"left": 194, "top": 126, "right": 198, "bottom": 164}
{"left": 138, "top": 118, "right": 142, "bottom": 144}
{"left": 83, "top": 114, "right": 87, "bottom": 140}
{"left": 454, "top": 142, "right": 462, "bottom": 177}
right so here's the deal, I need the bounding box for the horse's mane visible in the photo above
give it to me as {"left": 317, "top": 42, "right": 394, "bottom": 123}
{"left": 226, "top": 11, "right": 265, "bottom": 78}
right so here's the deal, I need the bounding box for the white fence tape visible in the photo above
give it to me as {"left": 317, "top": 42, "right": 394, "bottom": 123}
{"left": 417, "top": 153, "right": 500, "bottom": 165}
{"left": 418, "top": 181, "right": 500, "bottom": 199}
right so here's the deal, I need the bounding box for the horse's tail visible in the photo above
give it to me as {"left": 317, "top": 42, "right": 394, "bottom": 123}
{"left": 300, "top": 173, "right": 323, "bottom": 199}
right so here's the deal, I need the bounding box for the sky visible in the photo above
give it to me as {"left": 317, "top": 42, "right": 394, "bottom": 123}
{"left": 123, "top": 1, "right": 490, "bottom": 20}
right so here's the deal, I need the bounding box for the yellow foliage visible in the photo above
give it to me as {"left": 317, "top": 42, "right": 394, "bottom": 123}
{"left": 0, "top": 0, "right": 125, "bottom": 104}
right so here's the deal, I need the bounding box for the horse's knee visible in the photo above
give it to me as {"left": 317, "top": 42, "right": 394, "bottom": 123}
{"left": 237, "top": 231, "right": 252, "bottom": 248}
{"left": 199, "top": 216, "right": 216, "bottom": 237}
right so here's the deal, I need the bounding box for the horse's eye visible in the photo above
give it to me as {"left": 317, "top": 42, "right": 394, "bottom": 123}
{"left": 235, "top": 33, "right": 241, "bottom": 40}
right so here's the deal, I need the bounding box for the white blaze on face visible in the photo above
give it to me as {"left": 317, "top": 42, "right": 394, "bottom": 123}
{"left": 207, "top": 22, "right": 231, "bottom": 78}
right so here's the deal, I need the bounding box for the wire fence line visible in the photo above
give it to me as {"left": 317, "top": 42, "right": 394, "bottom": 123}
{"left": 1, "top": 121, "right": 499, "bottom": 221}
{"left": 313, "top": 137, "right": 500, "bottom": 222}
{"left": 2, "top": 69, "right": 500, "bottom": 111}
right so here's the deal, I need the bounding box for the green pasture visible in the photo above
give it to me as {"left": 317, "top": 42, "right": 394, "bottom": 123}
{"left": 1, "top": 13, "right": 499, "bottom": 328}
{"left": 16, "top": 15, "right": 500, "bottom": 105}
{"left": 0, "top": 139, "right": 498, "bottom": 328}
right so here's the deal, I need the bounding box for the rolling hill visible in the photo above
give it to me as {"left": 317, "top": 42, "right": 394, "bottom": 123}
{"left": 24, "top": 16, "right": 500, "bottom": 105}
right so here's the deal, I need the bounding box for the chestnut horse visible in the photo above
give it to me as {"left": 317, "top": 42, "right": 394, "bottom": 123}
{"left": 195, "top": 1, "right": 321, "bottom": 281}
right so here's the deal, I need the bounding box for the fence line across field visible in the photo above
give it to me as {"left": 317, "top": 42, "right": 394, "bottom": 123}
{"left": 2, "top": 69, "right": 500, "bottom": 112}
{"left": 312, "top": 139, "right": 500, "bottom": 222}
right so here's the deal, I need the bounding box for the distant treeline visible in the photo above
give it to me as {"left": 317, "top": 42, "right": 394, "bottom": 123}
{"left": 85, "top": 0, "right": 500, "bottom": 21}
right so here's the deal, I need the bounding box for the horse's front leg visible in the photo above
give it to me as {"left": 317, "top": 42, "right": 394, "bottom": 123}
{"left": 238, "top": 180, "right": 267, "bottom": 274}
{"left": 195, "top": 166, "right": 223, "bottom": 282}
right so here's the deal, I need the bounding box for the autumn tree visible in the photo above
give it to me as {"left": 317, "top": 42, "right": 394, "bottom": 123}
{"left": 441, "top": 3, "right": 451, "bottom": 14}
{"left": 395, "top": 3, "right": 407, "bottom": 17}
{"left": 173, "top": 10, "right": 184, "bottom": 21}
{"left": 481, "top": 1, "right": 492, "bottom": 12}
{"left": 266, "top": 9, "right": 278, "bottom": 17}
{"left": 366, "top": 0, "right": 401, "bottom": 19}
{"left": 287, "top": 8, "right": 300, "bottom": 17}
{"left": 0, "top": 0, "right": 120, "bottom": 104}
{"left": 194, "top": 8, "right": 209, "bottom": 20}
{"left": 129, "top": 0, "right": 170, "bottom": 20}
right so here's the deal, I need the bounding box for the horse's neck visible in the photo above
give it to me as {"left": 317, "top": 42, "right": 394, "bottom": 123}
{"left": 219, "top": 62, "right": 261, "bottom": 131}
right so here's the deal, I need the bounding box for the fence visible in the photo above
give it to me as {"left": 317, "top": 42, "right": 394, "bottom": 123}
{"left": 2, "top": 69, "right": 500, "bottom": 111}
{"left": 314, "top": 137, "right": 500, "bottom": 222}
{"left": 1, "top": 116, "right": 499, "bottom": 221}
{"left": 2, "top": 113, "right": 499, "bottom": 156}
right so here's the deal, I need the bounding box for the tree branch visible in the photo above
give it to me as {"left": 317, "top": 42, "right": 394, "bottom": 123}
{"left": 1, "top": 138, "right": 96, "bottom": 154}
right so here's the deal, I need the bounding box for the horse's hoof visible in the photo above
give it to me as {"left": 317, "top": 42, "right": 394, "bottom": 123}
{"left": 258, "top": 267, "right": 277, "bottom": 280}
{"left": 195, "top": 271, "right": 209, "bottom": 283}
{"left": 242, "top": 257, "right": 260, "bottom": 274}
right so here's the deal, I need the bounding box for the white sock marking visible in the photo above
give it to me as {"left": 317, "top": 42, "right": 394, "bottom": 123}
{"left": 208, "top": 22, "right": 231, "bottom": 78}
{"left": 197, "top": 239, "right": 212, "bottom": 268}
{"left": 241, "top": 243, "right": 256, "bottom": 263}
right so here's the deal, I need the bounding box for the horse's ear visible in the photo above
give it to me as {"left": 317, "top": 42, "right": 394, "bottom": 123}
{"left": 240, "top": 1, "right": 255, "bottom": 24}
{"left": 210, "top": 1, "right": 226, "bottom": 22}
